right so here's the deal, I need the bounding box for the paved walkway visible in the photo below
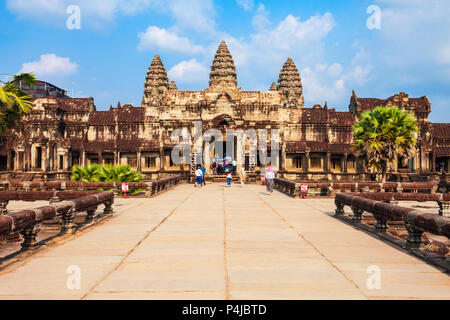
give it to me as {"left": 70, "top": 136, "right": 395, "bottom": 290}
{"left": 0, "top": 183, "right": 449, "bottom": 300}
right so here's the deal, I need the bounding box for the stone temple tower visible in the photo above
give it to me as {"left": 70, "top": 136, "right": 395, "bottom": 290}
{"left": 142, "top": 55, "right": 169, "bottom": 108}
{"left": 209, "top": 40, "right": 238, "bottom": 90}
{"left": 277, "top": 57, "right": 304, "bottom": 108}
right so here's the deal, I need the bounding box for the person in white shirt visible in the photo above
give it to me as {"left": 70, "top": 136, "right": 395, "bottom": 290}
{"left": 195, "top": 166, "right": 203, "bottom": 187}
{"left": 226, "top": 172, "right": 232, "bottom": 187}
{"left": 265, "top": 167, "right": 275, "bottom": 195}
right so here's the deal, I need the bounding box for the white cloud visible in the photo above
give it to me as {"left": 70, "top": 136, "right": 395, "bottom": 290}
{"left": 138, "top": 26, "right": 205, "bottom": 54}
{"left": 373, "top": 0, "right": 450, "bottom": 67}
{"left": 237, "top": 0, "right": 254, "bottom": 11}
{"left": 168, "top": 59, "right": 209, "bottom": 84}
{"left": 20, "top": 54, "right": 78, "bottom": 77}
{"left": 252, "top": 4, "right": 270, "bottom": 30}
{"left": 167, "top": 0, "right": 217, "bottom": 34}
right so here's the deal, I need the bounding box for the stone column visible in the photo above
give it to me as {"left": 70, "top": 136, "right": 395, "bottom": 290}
{"left": 344, "top": 153, "right": 348, "bottom": 173}
{"left": 44, "top": 146, "right": 50, "bottom": 171}
{"left": 160, "top": 148, "right": 165, "bottom": 171}
{"left": 432, "top": 152, "right": 436, "bottom": 172}
{"left": 64, "top": 153, "right": 69, "bottom": 170}
{"left": 137, "top": 151, "right": 142, "bottom": 171}
{"left": 49, "top": 146, "right": 54, "bottom": 171}
{"left": 305, "top": 151, "right": 310, "bottom": 172}
{"left": 26, "top": 147, "right": 31, "bottom": 171}
{"left": 6, "top": 150, "right": 12, "bottom": 171}
{"left": 17, "top": 151, "right": 23, "bottom": 172}
{"left": 326, "top": 152, "right": 331, "bottom": 172}
{"left": 98, "top": 152, "right": 103, "bottom": 166}
{"left": 81, "top": 149, "right": 86, "bottom": 167}
{"left": 30, "top": 145, "right": 36, "bottom": 171}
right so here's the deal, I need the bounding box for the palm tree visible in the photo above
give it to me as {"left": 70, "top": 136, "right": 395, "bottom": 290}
{"left": 71, "top": 164, "right": 101, "bottom": 182}
{"left": 72, "top": 164, "right": 142, "bottom": 183}
{"left": 98, "top": 164, "right": 142, "bottom": 182}
{"left": 0, "top": 73, "right": 37, "bottom": 132}
{"left": 353, "top": 105, "right": 418, "bottom": 183}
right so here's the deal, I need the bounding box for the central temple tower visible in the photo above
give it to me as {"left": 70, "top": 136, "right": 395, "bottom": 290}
{"left": 209, "top": 40, "right": 238, "bottom": 90}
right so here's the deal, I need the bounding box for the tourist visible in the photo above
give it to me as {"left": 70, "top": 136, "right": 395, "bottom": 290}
{"left": 195, "top": 165, "right": 203, "bottom": 187}
{"left": 201, "top": 164, "right": 206, "bottom": 186}
{"left": 212, "top": 161, "right": 217, "bottom": 175}
{"left": 226, "top": 171, "right": 232, "bottom": 187}
{"left": 265, "top": 167, "right": 275, "bottom": 195}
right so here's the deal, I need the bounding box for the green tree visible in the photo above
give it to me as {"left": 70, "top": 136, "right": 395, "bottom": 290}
{"left": 0, "top": 73, "right": 37, "bottom": 132}
{"left": 353, "top": 105, "right": 418, "bottom": 183}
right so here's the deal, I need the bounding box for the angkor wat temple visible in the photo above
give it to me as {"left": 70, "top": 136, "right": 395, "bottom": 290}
{"left": 0, "top": 41, "right": 449, "bottom": 181}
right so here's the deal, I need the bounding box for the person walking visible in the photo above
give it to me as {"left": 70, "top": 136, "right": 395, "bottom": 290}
{"left": 201, "top": 164, "right": 206, "bottom": 186}
{"left": 226, "top": 172, "right": 232, "bottom": 187}
{"left": 265, "top": 167, "right": 275, "bottom": 195}
{"left": 195, "top": 165, "right": 203, "bottom": 188}
{"left": 212, "top": 161, "right": 217, "bottom": 175}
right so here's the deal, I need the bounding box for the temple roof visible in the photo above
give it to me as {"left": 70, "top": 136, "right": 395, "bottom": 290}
{"left": 209, "top": 40, "right": 238, "bottom": 89}
{"left": 116, "top": 105, "right": 145, "bottom": 123}
{"left": 432, "top": 123, "right": 450, "bottom": 139}
{"left": 351, "top": 92, "right": 431, "bottom": 115}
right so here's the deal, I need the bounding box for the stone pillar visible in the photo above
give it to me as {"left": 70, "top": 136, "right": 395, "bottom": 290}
{"left": 305, "top": 152, "right": 310, "bottom": 172}
{"left": 344, "top": 153, "right": 348, "bottom": 173}
{"left": 160, "top": 148, "right": 165, "bottom": 170}
{"left": 25, "top": 147, "right": 31, "bottom": 171}
{"left": 81, "top": 149, "right": 86, "bottom": 167}
{"left": 6, "top": 150, "right": 12, "bottom": 171}
{"left": 17, "top": 151, "right": 23, "bottom": 172}
{"left": 432, "top": 152, "right": 436, "bottom": 172}
{"left": 64, "top": 153, "right": 69, "bottom": 170}
{"left": 137, "top": 151, "right": 142, "bottom": 171}
{"left": 30, "top": 145, "right": 36, "bottom": 171}
{"left": 44, "top": 146, "right": 49, "bottom": 171}
{"left": 98, "top": 152, "right": 103, "bottom": 166}
{"left": 49, "top": 146, "right": 54, "bottom": 171}
{"left": 326, "top": 152, "right": 331, "bottom": 172}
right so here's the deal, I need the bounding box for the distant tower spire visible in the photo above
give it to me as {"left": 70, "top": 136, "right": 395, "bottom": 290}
{"left": 142, "top": 54, "right": 169, "bottom": 107}
{"left": 277, "top": 57, "right": 304, "bottom": 108}
{"left": 269, "top": 82, "right": 277, "bottom": 91}
{"left": 169, "top": 80, "right": 178, "bottom": 91}
{"left": 209, "top": 40, "right": 237, "bottom": 90}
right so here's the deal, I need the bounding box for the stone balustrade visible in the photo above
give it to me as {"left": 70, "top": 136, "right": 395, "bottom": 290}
{"left": 0, "top": 191, "right": 103, "bottom": 215}
{"left": 4, "top": 175, "right": 181, "bottom": 197}
{"left": 334, "top": 193, "right": 450, "bottom": 248}
{"left": 0, "top": 191, "right": 114, "bottom": 250}
{"left": 273, "top": 180, "right": 438, "bottom": 197}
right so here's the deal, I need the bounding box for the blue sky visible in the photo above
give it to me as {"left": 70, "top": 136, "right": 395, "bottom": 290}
{"left": 1, "top": 0, "right": 449, "bottom": 122}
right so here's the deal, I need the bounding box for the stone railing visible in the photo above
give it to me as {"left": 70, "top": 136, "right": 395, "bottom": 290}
{"left": 4, "top": 175, "right": 181, "bottom": 197}
{"left": 274, "top": 180, "right": 438, "bottom": 197}
{"left": 347, "top": 192, "right": 450, "bottom": 217}
{"left": 0, "top": 191, "right": 114, "bottom": 250}
{"left": 273, "top": 178, "right": 300, "bottom": 197}
{"left": 334, "top": 193, "right": 450, "bottom": 248}
{"left": 0, "top": 191, "right": 102, "bottom": 215}
{"left": 149, "top": 175, "right": 180, "bottom": 196}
